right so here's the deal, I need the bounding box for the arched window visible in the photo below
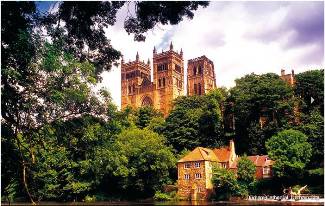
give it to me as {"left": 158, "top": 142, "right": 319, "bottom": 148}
{"left": 142, "top": 96, "right": 153, "bottom": 107}
{"left": 128, "top": 86, "right": 131, "bottom": 94}
{"left": 194, "top": 84, "right": 197, "bottom": 95}
{"left": 193, "top": 67, "right": 197, "bottom": 75}
{"left": 198, "top": 83, "right": 202, "bottom": 95}
{"left": 198, "top": 66, "right": 202, "bottom": 75}
{"left": 133, "top": 84, "right": 136, "bottom": 93}
{"left": 163, "top": 78, "right": 166, "bottom": 87}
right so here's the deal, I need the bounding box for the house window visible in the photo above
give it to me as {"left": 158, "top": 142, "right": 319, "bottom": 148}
{"left": 195, "top": 173, "right": 202, "bottom": 179}
{"left": 197, "top": 187, "right": 202, "bottom": 192}
{"left": 195, "top": 162, "right": 200, "bottom": 168}
{"left": 222, "top": 163, "right": 227, "bottom": 168}
{"left": 158, "top": 63, "right": 168, "bottom": 72}
{"left": 184, "top": 174, "right": 190, "bottom": 180}
{"left": 263, "top": 167, "right": 270, "bottom": 175}
{"left": 184, "top": 163, "right": 191, "bottom": 169}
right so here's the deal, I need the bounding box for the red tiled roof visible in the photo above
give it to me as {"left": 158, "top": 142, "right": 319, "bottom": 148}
{"left": 213, "top": 147, "right": 231, "bottom": 162}
{"left": 229, "top": 155, "right": 274, "bottom": 169}
{"left": 177, "top": 147, "right": 220, "bottom": 163}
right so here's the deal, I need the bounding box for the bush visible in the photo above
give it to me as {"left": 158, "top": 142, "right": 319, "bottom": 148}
{"left": 153, "top": 191, "right": 171, "bottom": 201}
{"left": 84, "top": 195, "right": 96, "bottom": 203}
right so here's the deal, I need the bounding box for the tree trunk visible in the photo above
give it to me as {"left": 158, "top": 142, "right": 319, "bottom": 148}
{"left": 22, "top": 162, "right": 36, "bottom": 205}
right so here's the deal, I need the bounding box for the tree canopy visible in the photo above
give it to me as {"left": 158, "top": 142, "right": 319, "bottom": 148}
{"left": 266, "top": 129, "right": 312, "bottom": 178}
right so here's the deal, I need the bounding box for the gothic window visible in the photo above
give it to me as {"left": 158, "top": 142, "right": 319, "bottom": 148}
{"left": 158, "top": 79, "right": 161, "bottom": 87}
{"left": 198, "top": 83, "right": 202, "bottom": 95}
{"left": 193, "top": 67, "right": 197, "bottom": 75}
{"left": 194, "top": 84, "right": 197, "bottom": 94}
{"left": 163, "top": 78, "right": 166, "bottom": 87}
{"left": 158, "top": 63, "right": 168, "bottom": 72}
{"left": 128, "top": 86, "right": 131, "bottom": 94}
{"left": 142, "top": 96, "right": 153, "bottom": 107}
{"left": 198, "top": 66, "right": 202, "bottom": 74}
{"left": 175, "top": 64, "right": 181, "bottom": 73}
{"left": 133, "top": 84, "right": 136, "bottom": 93}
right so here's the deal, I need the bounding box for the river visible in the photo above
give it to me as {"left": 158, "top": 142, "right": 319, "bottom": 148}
{"left": 2, "top": 200, "right": 324, "bottom": 206}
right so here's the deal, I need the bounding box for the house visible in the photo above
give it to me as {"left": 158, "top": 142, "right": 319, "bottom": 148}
{"left": 177, "top": 140, "right": 274, "bottom": 200}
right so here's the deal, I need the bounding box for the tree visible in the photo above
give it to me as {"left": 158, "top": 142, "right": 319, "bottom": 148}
{"left": 237, "top": 156, "right": 256, "bottom": 185}
{"left": 211, "top": 166, "right": 241, "bottom": 200}
{"left": 296, "top": 109, "right": 324, "bottom": 168}
{"left": 229, "top": 73, "right": 295, "bottom": 154}
{"left": 134, "top": 106, "right": 163, "bottom": 129}
{"left": 163, "top": 89, "right": 224, "bottom": 152}
{"left": 104, "top": 128, "right": 176, "bottom": 198}
{"left": 266, "top": 129, "right": 312, "bottom": 178}
{"left": 295, "top": 69, "right": 324, "bottom": 114}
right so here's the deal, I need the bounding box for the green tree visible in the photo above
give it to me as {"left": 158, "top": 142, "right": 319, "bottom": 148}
{"left": 295, "top": 69, "right": 324, "bottom": 114}
{"left": 212, "top": 165, "right": 240, "bottom": 200}
{"left": 296, "top": 109, "right": 324, "bottom": 168}
{"left": 237, "top": 156, "right": 256, "bottom": 184}
{"left": 105, "top": 128, "right": 176, "bottom": 198}
{"left": 229, "top": 73, "right": 295, "bottom": 154}
{"left": 163, "top": 89, "right": 224, "bottom": 152}
{"left": 135, "top": 106, "right": 163, "bottom": 129}
{"left": 266, "top": 129, "right": 312, "bottom": 178}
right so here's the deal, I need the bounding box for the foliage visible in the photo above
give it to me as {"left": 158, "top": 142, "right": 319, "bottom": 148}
{"left": 237, "top": 156, "right": 256, "bottom": 184}
{"left": 295, "top": 69, "right": 324, "bottom": 114}
{"left": 153, "top": 191, "right": 172, "bottom": 201}
{"left": 105, "top": 128, "right": 176, "bottom": 199}
{"left": 229, "top": 73, "right": 295, "bottom": 154}
{"left": 164, "top": 89, "right": 225, "bottom": 152}
{"left": 266, "top": 129, "right": 312, "bottom": 178}
{"left": 124, "top": 1, "right": 209, "bottom": 41}
{"left": 134, "top": 106, "right": 163, "bottom": 129}
{"left": 211, "top": 165, "right": 241, "bottom": 200}
{"left": 296, "top": 109, "right": 324, "bottom": 168}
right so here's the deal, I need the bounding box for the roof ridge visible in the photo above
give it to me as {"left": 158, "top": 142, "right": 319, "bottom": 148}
{"left": 198, "top": 147, "right": 206, "bottom": 160}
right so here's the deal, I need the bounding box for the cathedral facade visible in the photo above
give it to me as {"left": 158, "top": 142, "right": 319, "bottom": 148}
{"left": 121, "top": 42, "right": 216, "bottom": 116}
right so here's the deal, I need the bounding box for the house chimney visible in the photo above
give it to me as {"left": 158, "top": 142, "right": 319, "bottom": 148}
{"left": 229, "top": 140, "right": 236, "bottom": 162}
{"left": 281, "top": 69, "right": 285, "bottom": 76}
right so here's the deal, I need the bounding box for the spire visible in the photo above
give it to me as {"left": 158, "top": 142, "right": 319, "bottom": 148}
{"left": 180, "top": 48, "right": 183, "bottom": 57}
{"left": 153, "top": 46, "right": 156, "bottom": 54}
{"left": 121, "top": 55, "right": 124, "bottom": 64}
{"left": 136, "top": 51, "right": 139, "bottom": 61}
{"left": 147, "top": 58, "right": 150, "bottom": 65}
{"left": 170, "top": 41, "right": 173, "bottom": 51}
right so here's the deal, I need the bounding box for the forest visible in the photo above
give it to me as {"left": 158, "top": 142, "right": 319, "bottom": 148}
{"left": 1, "top": 1, "right": 323, "bottom": 203}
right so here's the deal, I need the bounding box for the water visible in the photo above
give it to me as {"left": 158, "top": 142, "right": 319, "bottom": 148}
{"left": 2, "top": 200, "right": 324, "bottom": 206}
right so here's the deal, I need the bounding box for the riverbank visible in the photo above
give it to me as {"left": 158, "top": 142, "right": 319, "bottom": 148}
{"left": 2, "top": 200, "right": 324, "bottom": 206}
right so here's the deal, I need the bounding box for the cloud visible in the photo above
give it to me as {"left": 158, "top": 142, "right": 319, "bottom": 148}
{"left": 99, "top": 1, "right": 324, "bottom": 108}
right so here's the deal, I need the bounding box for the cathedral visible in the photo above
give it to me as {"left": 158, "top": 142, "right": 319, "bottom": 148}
{"left": 121, "top": 42, "right": 217, "bottom": 116}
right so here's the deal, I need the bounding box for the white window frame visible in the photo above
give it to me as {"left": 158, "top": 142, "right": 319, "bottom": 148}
{"left": 184, "top": 174, "right": 190, "bottom": 180}
{"left": 263, "top": 167, "right": 270, "bottom": 175}
{"left": 195, "top": 162, "right": 201, "bottom": 168}
{"left": 195, "top": 173, "right": 202, "bottom": 179}
{"left": 184, "top": 163, "right": 191, "bottom": 169}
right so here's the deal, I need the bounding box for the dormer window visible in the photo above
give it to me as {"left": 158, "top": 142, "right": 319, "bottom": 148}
{"left": 195, "top": 162, "right": 201, "bottom": 168}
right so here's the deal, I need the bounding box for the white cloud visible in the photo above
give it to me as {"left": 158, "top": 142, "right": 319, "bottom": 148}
{"left": 98, "top": 2, "right": 324, "bottom": 109}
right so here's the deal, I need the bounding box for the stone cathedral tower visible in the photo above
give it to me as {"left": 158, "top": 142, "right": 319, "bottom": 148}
{"left": 153, "top": 42, "right": 185, "bottom": 115}
{"left": 121, "top": 42, "right": 184, "bottom": 117}
{"left": 187, "top": 55, "right": 216, "bottom": 96}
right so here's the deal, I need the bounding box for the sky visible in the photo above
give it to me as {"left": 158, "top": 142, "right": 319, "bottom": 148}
{"left": 38, "top": 1, "right": 324, "bottom": 108}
